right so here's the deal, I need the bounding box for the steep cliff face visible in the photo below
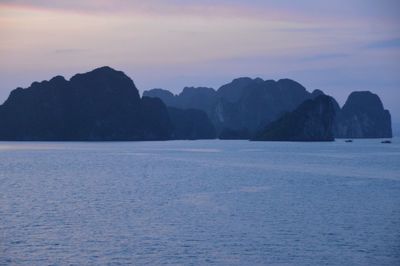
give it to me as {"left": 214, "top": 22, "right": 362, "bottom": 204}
{"left": 143, "top": 88, "right": 176, "bottom": 106}
{"left": 0, "top": 67, "right": 173, "bottom": 140}
{"left": 140, "top": 97, "right": 174, "bottom": 140}
{"left": 253, "top": 95, "right": 337, "bottom": 141}
{"left": 217, "top": 77, "right": 263, "bottom": 103}
{"left": 3, "top": 68, "right": 390, "bottom": 141}
{"left": 167, "top": 107, "right": 216, "bottom": 140}
{"left": 144, "top": 87, "right": 217, "bottom": 110}
{"left": 144, "top": 78, "right": 317, "bottom": 138}
{"left": 215, "top": 78, "right": 314, "bottom": 136}
{"left": 144, "top": 86, "right": 218, "bottom": 122}
{"left": 334, "top": 91, "right": 392, "bottom": 138}
{"left": 143, "top": 89, "right": 218, "bottom": 140}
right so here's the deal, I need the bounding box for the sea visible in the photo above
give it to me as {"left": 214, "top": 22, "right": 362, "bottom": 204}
{"left": 1, "top": 139, "right": 399, "bottom": 265}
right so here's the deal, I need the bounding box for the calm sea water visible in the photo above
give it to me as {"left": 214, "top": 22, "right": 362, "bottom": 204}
{"left": 0, "top": 139, "right": 399, "bottom": 265}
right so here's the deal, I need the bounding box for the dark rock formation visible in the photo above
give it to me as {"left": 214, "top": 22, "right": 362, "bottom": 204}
{"left": 167, "top": 107, "right": 216, "bottom": 140}
{"left": 143, "top": 88, "right": 176, "bottom": 106}
{"left": 215, "top": 78, "right": 315, "bottom": 136}
{"left": 1, "top": 67, "right": 391, "bottom": 141}
{"left": 217, "top": 77, "right": 263, "bottom": 103}
{"left": 144, "top": 78, "right": 318, "bottom": 138}
{"left": 145, "top": 81, "right": 392, "bottom": 140}
{"left": 144, "top": 86, "right": 217, "bottom": 111}
{"left": 144, "top": 86, "right": 218, "bottom": 126}
{"left": 140, "top": 97, "right": 173, "bottom": 140}
{"left": 311, "top": 89, "right": 325, "bottom": 98}
{"left": 253, "top": 95, "right": 337, "bottom": 141}
{"left": 0, "top": 67, "right": 173, "bottom": 140}
{"left": 334, "top": 91, "right": 392, "bottom": 138}
{"left": 177, "top": 87, "right": 218, "bottom": 112}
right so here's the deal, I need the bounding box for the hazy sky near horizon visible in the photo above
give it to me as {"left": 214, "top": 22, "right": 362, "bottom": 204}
{"left": 1, "top": 0, "right": 400, "bottom": 121}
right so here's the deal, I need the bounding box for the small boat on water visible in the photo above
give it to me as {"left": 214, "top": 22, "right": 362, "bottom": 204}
{"left": 345, "top": 139, "right": 353, "bottom": 143}
{"left": 381, "top": 140, "right": 392, "bottom": 144}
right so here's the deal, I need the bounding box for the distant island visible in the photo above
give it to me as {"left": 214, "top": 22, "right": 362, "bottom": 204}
{"left": 252, "top": 95, "right": 337, "bottom": 141}
{"left": 0, "top": 66, "right": 392, "bottom": 141}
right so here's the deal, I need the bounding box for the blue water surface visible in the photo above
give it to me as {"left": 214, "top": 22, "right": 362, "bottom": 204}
{"left": 1, "top": 139, "right": 399, "bottom": 265}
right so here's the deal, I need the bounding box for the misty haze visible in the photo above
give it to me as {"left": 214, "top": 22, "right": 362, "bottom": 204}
{"left": 0, "top": 1, "right": 399, "bottom": 265}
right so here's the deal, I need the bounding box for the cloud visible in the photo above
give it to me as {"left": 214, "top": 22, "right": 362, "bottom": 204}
{"left": 0, "top": 0, "right": 399, "bottom": 122}
{"left": 0, "top": 1, "right": 287, "bottom": 19}
{"left": 301, "top": 53, "right": 350, "bottom": 62}
{"left": 1, "top": 0, "right": 399, "bottom": 22}
{"left": 54, "top": 48, "right": 88, "bottom": 54}
{"left": 365, "top": 38, "right": 400, "bottom": 49}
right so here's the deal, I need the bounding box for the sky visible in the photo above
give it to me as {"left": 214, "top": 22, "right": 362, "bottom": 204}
{"left": 1, "top": 0, "right": 400, "bottom": 122}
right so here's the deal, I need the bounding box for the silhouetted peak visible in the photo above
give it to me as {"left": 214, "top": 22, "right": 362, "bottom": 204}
{"left": 277, "top": 79, "right": 307, "bottom": 91}
{"left": 181, "top": 87, "right": 216, "bottom": 95}
{"left": 263, "top": 79, "right": 277, "bottom": 85}
{"left": 30, "top": 81, "right": 42, "bottom": 88}
{"left": 70, "top": 66, "right": 127, "bottom": 81}
{"left": 311, "top": 89, "right": 325, "bottom": 97}
{"left": 254, "top": 94, "right": 337, "bottom": 141}
{"left": 231, "top": 77, "right": 253, "bottom": 83}
{"left": 236, "top": 77, "right": 263, "bottom": 82}
{"left": 144, "top": 88, "right": 175, "bottom": 97}
{"left": 314, "top": 94, "right": 336, "bottom": 104}
{"left": 7, "top": 87, "right": 24, "bottom": 100}
{"left": 91, "top": 66, "right": 118, "bottom": 73}
{"left": 226, "top": 77, "right": 264, "bottom": 86}
{"left": 26, "top": 76, "right": 66, "bottom": 90}
{"left": 0, "top": 67, "right": 173, "bottom": 140}
{"left": 277, "top": 78, "right": 298, "bottom": 83}
{"left": 69, "top": 66, "right": 140, "bottom": 100}
{"left": 335, "top": 91, "right": 392, "bottom": 138}
{"left": 343, "top": 91, "right": 384, "bottom": 111}
{"left": 218, "top": 77, "right": 264, "bottom": 103}
{"left": 50, "top": 75, "right": 67, "bottom": 84}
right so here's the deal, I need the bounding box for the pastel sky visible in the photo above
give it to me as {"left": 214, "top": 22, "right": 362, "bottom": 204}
{"left": 1, "top": 0, "right": 399, "bottom": 121}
